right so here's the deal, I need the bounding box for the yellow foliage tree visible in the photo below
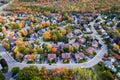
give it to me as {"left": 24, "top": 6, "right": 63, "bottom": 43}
{"left": 60, "top": 28, "right": 66, "bottom": 35}
{"left": 46, "top": 44, "right": 52, "bottom": 52}
{"left": 114, "top": 44, "right": 120, "bottom": 50}
{"left": 69, "top": 45, "right": 74, "bottom": 52}
{"left": 15, "top": 37, "right": 23, "bottom": 46}
{"left": 14, "top": 46, "right": 19, "bottom": 54}
{"left": 43, "top": 30, "right": 51, "bottom": 41}
{"left": 45, "top": 21, "right": 50, "bottom": 27}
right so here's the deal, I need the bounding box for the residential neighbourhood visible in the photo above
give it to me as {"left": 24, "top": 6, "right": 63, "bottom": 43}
{"left": 0, "top": 0, "right": 120, "bottom": 80}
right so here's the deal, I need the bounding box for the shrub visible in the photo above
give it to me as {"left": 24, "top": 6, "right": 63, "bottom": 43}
{"left": 63, "top": 59, "right": 69, "bottom": 64}
{"left": 27, "top": 60, "right": 35, "bottom": 64}
{"left": 0, "top": 27, "right": 2, "bottom": 32}
{"left": 17, "top": 66, "right": 39, "bottom": 80}
{"left": 2, "top": 67, "right": 8, "bottom": 73}
{"left": 0, "top": 72, "right": 5, "bottom": 80}
{"left": 97, "top": 30, "right": 102, "bottom": 35}
{"left": 12, "top": 67, "right": 20, "bottom": 76}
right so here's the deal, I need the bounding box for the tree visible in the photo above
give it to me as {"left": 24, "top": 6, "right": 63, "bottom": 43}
{"left": 2, "top": 40, "right": 10, "bottom": 51}
{"left": 0, "top": 72, "right": 5, "bottom": 80}
{"left": 0, "top": 24, "right": 2, "bottom": 32}
{"left": 12, "top": 67, "right": 20, "bottom": 76}
{"left": 73, "top": 68, "right": 97, "bottom": 80}
{"left": 32, "top": 76, "right": 42, "bottom": 80}
{"left": 43, "top": 30, "right": 51, "bottom": 41}
{"left": 37, "top": 48, "right": 43, "bottom": 54}
{"left": 63, "top": 46, "right": 69, "bottom": 52}
{"left": 20, "top": 30, "right": 28, "bottom": 37}
{"left": 114, "top": 44, "right": 119, "bottom": 50}
{"left": 117, "top": 22, "right": 120, "bottom": 28}
{"left": 101, "top": 71, "right": 114, "bottom": 80}
{"left": 51, "top": 33, "right": 57, "bottom": 41}
{"left": 52, "top": 47, "right": 57, "bottom": 53}
{"left": 17, "top": 66, "right": 39, "bottom": 80}
{"left": 69, "top": 45, "right": 74, "bottom": 52}
{"left": 46, "top": 44, "right": 52, "bottom": 53}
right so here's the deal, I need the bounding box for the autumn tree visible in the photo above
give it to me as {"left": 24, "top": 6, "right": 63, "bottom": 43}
{"left": 43, "top": 30, "right": 51, "bottom": 41}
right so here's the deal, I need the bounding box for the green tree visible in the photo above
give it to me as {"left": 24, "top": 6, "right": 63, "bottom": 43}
{"left": 12, "top": 67, "right": 20, "bottom": 76}
{"left": 73, "top": 67, "right": 97, "bottom": 80}
{"left": 101, "top": 71, "right": 114, "bottom": 80}
{"left": 0, "top": 72, "right": 5, "bottom": 80}
{"left": 63, "top": 46, "right": 69, "bottom": 52}
{"left": 31, "top": 76, "right": 42, "bottom": 80}
{"left": 17, "top": 66, "right": 39, "bottom": 80}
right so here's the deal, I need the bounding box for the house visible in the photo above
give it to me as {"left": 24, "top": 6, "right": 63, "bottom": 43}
{"left": 72, "top": 43, "right": 79, "bottom": 48}
{"left": 75, "top": 53, "right": 85, "bottom": 60}
{"left": 74, "top": 24, "right": 80, "bottom": 28}
{"left": 86, "top": 47, "right": 95, "bottom": 54}
{"left": 92, "top": 40, "right": 98, "bottom": 48}
{"left": 62, "top": 53, "right": 71, "bottom": 59}
{"left": 114, "top": 54, "right": 120, "bottom": 59}
{"left": 107, "top": 57, "right": 115, "bottom": 62}
{"left": 78, "top": 38, "right": 86, "bottom": 44}
{"left": 104, "top": 61, "right": 114, "bottom": 69}
{"left": 73, "top": 29, "right": 81, "bottom": 35}
{"left": 67, "top": 32, "right": 74, "bottom": 39}
{"left": 47, "top": 54, "right": 56, "bottom": 60}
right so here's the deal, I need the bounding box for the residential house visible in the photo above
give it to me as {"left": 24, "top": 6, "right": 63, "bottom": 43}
{"left": 75, "top": 53, "right": 85, "bottom": 61}
{"left": 48, "top": 54, "right": 56, "bottom": 60}
{"left": 62, "top": 53, "right": 71, "bottom": 59}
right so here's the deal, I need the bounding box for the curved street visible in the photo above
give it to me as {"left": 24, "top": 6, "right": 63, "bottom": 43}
{"left": 0, "top": 0, "right": 108, "bottom": 71}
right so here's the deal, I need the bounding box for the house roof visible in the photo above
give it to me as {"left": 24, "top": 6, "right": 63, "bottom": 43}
{"left": 48, "top": 54, "right": 56, "bottom": 59}
{"left": 86, "top": 47, "right": 95, "bottom": 54}
{"left": 114, "top": 54, "right": 120, "bottom": 59}
{"left": 78, "top": 38, "right": 86, "bottom": 44}
{"left": 92, "top": 41, "right": 98, "bottom": 48}
{"left": 72, "top": 43, "right": 79, "bottom": 48}
{"left": 62, "top": 53, "right": 71, "bottom": 59}
{"left": 75, "top": 53, "right": 85, "bottom": 59}
{"left": 67, "top": 32, "right": 73, "bottom": 38}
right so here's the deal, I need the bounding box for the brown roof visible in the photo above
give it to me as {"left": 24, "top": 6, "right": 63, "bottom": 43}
{"left": 48, "top": 54, "right": 56, "bottom": 59}
{"left": 62, "top": 53, "right": 71, "bottom": 59}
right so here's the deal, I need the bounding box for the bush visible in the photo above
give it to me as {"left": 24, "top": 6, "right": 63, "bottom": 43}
{"left": 0, "top": 72, "right": 5, "bottom": 80}
{"left": 2, "top": 67, "right": 8, "bottom": 73}
{"left": 17, "top": 66, "right": 39, "bottom": 80}
{"left": 12, "top": 67, "right": 20, "bottom": 76}
{"left": 27, "top": 60, "right": 35, "bottom": 64}
{"left": 97, "top": 30, "right": 102, "bottom": 35}
{"left": 0, "top": 34, "right": 3, "bottom": 40}
{"left": 101, "top": 71, "right": 114, "bottom": 80}
{"left": 117, "top": 22, "right": 120, "bottom": 28}
{"left": 63, "top": 59, "right": 69, "bottom": 64}
{"left": 0, "top": 27, "right": 2, "bottom": 32}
